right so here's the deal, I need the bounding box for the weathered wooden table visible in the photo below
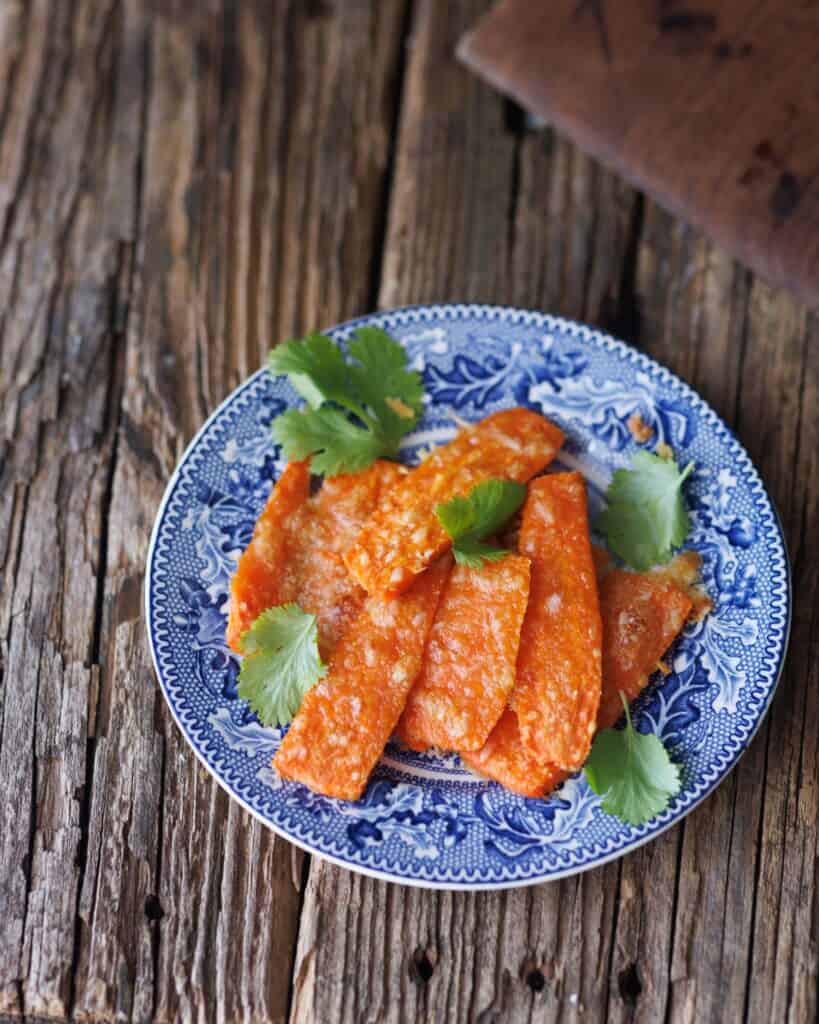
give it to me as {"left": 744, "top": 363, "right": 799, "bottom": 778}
{"left": 1, "top": 2, "right": 816, "bottom": 1021}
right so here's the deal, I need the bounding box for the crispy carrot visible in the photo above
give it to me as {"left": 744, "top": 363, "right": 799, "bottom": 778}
{"left": 461, "top": 558, "right": 695, "bottom": 797}
{"left": 226, "top": 460, "right": 408, "bottom": 656}
{"left": 396, "top": 554, "right": 531, "bottom": 752}
{"left": 293, "top": 461, "right": 410, "bottom": 655}
{"left": 274, "top": 556, "right": 452, "bottom": 801}
{"left": 461, "top": 709, "right": 568, "bottom": 797}
{"left": 512, "top": 473, "right": 602, "bottom": 770}
{"left": 314, "top": 460, "right": 409, "bottom": 537}
{"left": 226, "top": 461, "right": 311, "bottom": 651}
{"left": 344, "top": 409, "right": 564, "bottom": 596}
{"left": 595, "top": 565, "right": 693, "bottom": 728}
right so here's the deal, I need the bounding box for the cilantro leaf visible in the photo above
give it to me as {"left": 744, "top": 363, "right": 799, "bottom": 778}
{"left": 437, "top": 478, "right": 527, "bottom": 539}
{"left": 237, "top": 604, "right": 326, "bottom": 727}
{"left": 584, "top": 694, "right": 681, "bottom": 826}
{"left": 347, "top": 326, "right": 425, "bottom": 446}
{"left": 595, "top": 450, "right": 695, "bottom": 570}
{"left": 267, "top": 327, "right": 424, "bottom": 476}
{"left": 436, "top": 479, "right": 526, "bottom": 567}
{"left": 268, "top": 332, "right": 349, "bottom": 409}
{"left": 449, "top": 537, "right": 511, "bottom": 568}
{"left": 272, "top": 406, "right": 385, "bottom": 476}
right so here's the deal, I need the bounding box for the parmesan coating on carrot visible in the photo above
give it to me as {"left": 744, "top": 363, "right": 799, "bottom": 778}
{"left": 512, "top": 473, "right": 602, "bottom": 771}
{"left": 274, "top": 556, "right": 452, "bottom": 801}
{"left": 290, "top": 461, "right": 410, "bottom": 656}
{"left": 396, "top": 554, "right": 531, "bottom": 752}
{"left": 226, "top": 461, "right": 311, "bottom": 652}
{"left": 462, "top": 710, "right": 568, "bottom": 798}
{"left": 343, "top": 409, "right": 564, "bottom": 596}
{"left": 595, "top": 566, "right": 692, "bottom": 728}
{"left": 462, "top": 557, "right": 696, "bottom": 797}
{"left": 226, "top": 460, "right": 408, "bottom": 656}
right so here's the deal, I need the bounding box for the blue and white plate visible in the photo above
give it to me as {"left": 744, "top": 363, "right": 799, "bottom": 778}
{"left": 145, "top": 304, "right": 790, "bottom": 889}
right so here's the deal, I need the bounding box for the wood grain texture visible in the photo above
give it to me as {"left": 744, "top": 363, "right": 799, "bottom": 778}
{"left": 0, "top": 1, "right": 408, "bottom": 1021}
{"left": 0, "top": 1, "right": 135, "bottom": 1017}
{"left": 459, "top": 0, "right": 819, "bottom": 310}
{"left": 0, "top": 1, "right": 817, "bottom": 1022}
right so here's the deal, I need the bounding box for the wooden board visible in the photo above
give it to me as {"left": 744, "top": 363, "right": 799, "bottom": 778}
{"left": 459, "top": 0, "right": 819, "bottom": 310}
{"left": 0, "top": 0, "right": 816, "bottom": 1021}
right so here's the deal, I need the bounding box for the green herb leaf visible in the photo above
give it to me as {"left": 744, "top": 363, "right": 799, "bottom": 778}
{"left": 268, "top": 332, "right": 349, "bottom": 409}
{"left": 272, "top": 406, "right": 386, "bottom": 476}
{"left": 267, "top": 327, "right": 424, "bottom": 476}
{"left": 584, "top": 694, "right": 681, "bottom": 826}
{"left": 237, "top": 604, "right": 326, "bottom": 727}
{"left": 346, "top": 327, "right": 425, "bottom": 446}
{"left": 449, "top": 537, "right": 511, "bottom": 568}
{"left": 436, "top": 478, "right": 526, "bottom": 567}
{"left": 595, "top": 450, "right": 695, "bottom": 570}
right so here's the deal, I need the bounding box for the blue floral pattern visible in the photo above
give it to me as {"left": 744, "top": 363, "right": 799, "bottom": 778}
{"left": 424, "top": 332, "right": 588, "bottom": 410}
{"left": 531, "top": 369, "right": 694, "bottom": 452}
{"left": 146, "top": 304, "right": 790, "bottom": 889}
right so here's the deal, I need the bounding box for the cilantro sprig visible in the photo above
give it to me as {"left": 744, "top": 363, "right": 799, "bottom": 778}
{"left": 436, "top": 479, "right": 526, "bottom": 568}
{"left": 237, "top": 605, "right": 326, "bottom": 727}
{"left": 269, "top": 327, "right": 424, "bottom": 476}
{"left": 584, "top": 694, "right": 681, "bottom": 826}
{"left": 595, "top": 450, "right": 695, "bottom": 571}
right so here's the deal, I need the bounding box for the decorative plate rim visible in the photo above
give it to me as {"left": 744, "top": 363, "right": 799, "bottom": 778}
{"left": 145, "top": 302, "right": 792, "bottom": 890}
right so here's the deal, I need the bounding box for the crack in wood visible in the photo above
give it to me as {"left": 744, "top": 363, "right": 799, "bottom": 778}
{"left": 66, "top": 22, "right": 148, "bottom": 1024}
{"left": 602, "top": 860, "right": 624, "bottom": 1019}
{"left": 505, "top": 120, "right": 523, "bottom": 265}
{"left": 607, "top": 192, "right": 645, "bottom": 342}
{"left": 365, "top": 0, "right": 415, "bottom": 313}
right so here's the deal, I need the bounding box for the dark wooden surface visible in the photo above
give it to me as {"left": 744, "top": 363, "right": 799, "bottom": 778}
{"left": 0, "top": 2, "right": 815, "bottom": 1022}
{"left": 459, "top": 0, "right": 819, "bottom": 310}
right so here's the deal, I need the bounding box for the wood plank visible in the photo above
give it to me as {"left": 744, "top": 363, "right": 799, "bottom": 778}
{"left": 290, "top": 3, "right": 643, "bottom": 1022}
{"left": 730, "top": 284, "right": 818, "bottom": 1024}
{"left": 380, "top": 3, "right": 635, "bottom": 325}
{"left": 0, "top": 1, "right": 140, "bottom": 1017}
{"left": 68, "top": 1, "right": 411, "bottom": 1022}
{"left": 604, "top": 202, "right": 818, "bottom": 1023}
{"left": 510, "top": 130, "right": 637, "bottom": 328}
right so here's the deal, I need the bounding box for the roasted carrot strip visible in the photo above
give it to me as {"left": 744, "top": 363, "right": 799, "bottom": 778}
{"left": 461, "top": 558, "right": 695, "bottom": 797}
{"left": 291, "top": 461, "right": 410, "bottom": 655}
{"left": 512, "top": 473, "right": 602, "bottom": 770}
{"left": 461, "top": 709, "right": 567, "bottom": 798}
{"left": 396, "top": 554, "right": 531, "bottom": 752}
{"left": 227, "top": 460, "right": 408, "bottom": 655}
{"left": 344, "top": 409, "right": 564, "bottom": 596}
{"left": 314, "top": 460, "right": 409, "bottom": 536}
{"left": 226, "top": 461, "right": 311, "bottom": 651}
{"left": 274, "top": 556, "right": 452, "bottom": 801}
{"left": 655, "top": 549, "right": 713, "bottom": 623}
{"left": 595, "top": 565, "right": 693, "bottom": 728}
